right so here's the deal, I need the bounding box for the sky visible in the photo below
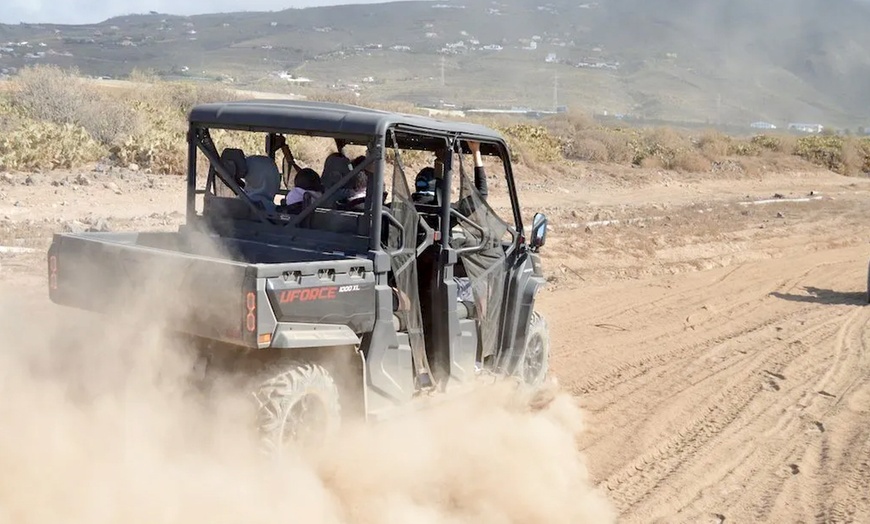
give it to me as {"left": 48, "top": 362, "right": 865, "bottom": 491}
{"left": 1, "top": 0, "right": 392, "bottom": 25}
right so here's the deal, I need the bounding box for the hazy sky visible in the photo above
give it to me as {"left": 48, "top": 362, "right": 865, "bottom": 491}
{"left": 1, "top": 1, "right": 393, "bottom": 25}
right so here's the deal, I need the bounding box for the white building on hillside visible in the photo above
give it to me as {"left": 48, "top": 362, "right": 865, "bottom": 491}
{"left": 788, "top": 123, "right": 824, "bottom": 134}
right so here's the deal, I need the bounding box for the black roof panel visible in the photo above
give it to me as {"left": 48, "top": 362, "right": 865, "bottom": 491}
{"left": 188, "top": 99, "right": 505, "bottom": 142}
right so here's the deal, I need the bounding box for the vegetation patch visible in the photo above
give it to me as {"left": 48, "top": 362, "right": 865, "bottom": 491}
{"left": 2, "top": 67, "right": 870, "bottom": 177}
{"left": 0, "top": 121, "right": 105, "bottom": 171}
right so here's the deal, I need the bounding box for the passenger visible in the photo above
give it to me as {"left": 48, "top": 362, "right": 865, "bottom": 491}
{"left": 283, "top": 167, "right": 324, "bottom": 214}
{"left": 411, "top": 141, "right": 488, "bottom": 213}
{"left": 243, "top": 155, "right": 281, "bottom": 214}
{"left": 271, "top": 136, "right": 306, "bottom": 190}
{"left": 320, "top": 152, "right": 352, "bottom": 205}
{"left": 412, "top": 167, "right": 437, "bottom": 205}
{"left": 467, "top": 141, "right": 488, "bottom": 201}
{"left": 351, "top": 154, "right": 376, "bottom": 176}
{"left": 335, "top": 171, "right": 367, "bottom": 211}
{"left": 454, "top": 141, "right": 490, "bottom": 304}
{"left": 351, "top": 154, "right": 390, "bottom": 205}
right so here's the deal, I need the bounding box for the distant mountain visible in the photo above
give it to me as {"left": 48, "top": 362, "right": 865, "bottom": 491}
{"left": 2, "top": 0, "right": 869, "bottom": 129}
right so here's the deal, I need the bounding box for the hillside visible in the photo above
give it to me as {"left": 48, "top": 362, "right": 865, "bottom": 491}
{"left": 1, "top": 0, "right": 870, "bottom": 129}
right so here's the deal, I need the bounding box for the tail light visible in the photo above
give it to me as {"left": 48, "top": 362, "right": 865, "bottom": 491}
{"left": 245, "top": 291, "right": 256, "bottom": 333}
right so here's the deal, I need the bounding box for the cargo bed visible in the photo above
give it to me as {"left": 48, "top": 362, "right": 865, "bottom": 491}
{"left": 48, "top": 230, "right": 377, "bottom": 348}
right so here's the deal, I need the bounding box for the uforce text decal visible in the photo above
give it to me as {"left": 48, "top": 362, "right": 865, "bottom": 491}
{"left": 277, "top": 285, "right": 362, "bottom": 304}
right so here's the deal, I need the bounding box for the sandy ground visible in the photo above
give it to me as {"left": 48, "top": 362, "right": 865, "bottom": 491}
{"left": 2, "top": 161, "right": 870, "bottom": 522}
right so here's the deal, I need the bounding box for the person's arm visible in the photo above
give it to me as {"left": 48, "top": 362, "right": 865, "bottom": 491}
{"left": 467, "top": 141, "right": 488, "bottom": 201}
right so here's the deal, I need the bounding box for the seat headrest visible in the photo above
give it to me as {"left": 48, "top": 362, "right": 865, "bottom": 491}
{"left": 220, "top": 148, "right": 248, "bottom": 182}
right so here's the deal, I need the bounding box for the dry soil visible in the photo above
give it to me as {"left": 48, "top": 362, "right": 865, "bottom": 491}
{"left": 1, "top": 161, "right": 869, "bottom": 523}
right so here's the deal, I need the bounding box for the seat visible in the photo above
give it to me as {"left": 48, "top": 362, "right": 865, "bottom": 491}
{"left": 306, "top": 208, "right": 369, "bottom": 236}
{"left": 221, "top": 148, "right": 247, "bottom": 184}
{"left": 209, "top": 148, "right": 248, "bottom": 197}
{"left": 203, "top": 196, "right": 253, "bottom": 221}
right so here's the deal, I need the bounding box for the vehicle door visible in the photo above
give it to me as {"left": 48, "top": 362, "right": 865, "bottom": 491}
{"left": 446, "top": 140, "right": 526, "bottom": 375}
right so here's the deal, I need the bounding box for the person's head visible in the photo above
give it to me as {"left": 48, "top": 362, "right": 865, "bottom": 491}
{"left": 351, "top": 155, "right": 375, "bottom": 176}
{"left": 348, "top": 171, "right": 367, "bottom": 194}
{"left": 244, "top": 155, "right": 280, "bottom": 209}
{"left": 294, "top": 168, "right": 323, "bottom": 192}
{"left": 415, "top": 167, "right": 436, "bottom": 194}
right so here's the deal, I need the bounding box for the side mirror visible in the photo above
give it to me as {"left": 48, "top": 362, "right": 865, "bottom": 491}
{"left": 530, "top": 212, "right": 548, "bottom": 252}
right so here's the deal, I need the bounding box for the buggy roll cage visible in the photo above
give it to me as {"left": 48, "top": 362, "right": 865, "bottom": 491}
{"left": 185, "top": 120, "right": 525, "bottom": 254}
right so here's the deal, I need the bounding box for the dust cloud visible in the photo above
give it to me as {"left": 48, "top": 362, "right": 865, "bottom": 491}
{"left": 0, "top": 242, "right": 614, "bottom": 523}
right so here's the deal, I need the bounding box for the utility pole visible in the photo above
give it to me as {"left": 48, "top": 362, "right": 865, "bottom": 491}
{"left": 440, "top": 56, "right": 445, "bottom": 87}
{"left": 553, "top": 71, "right": 558, "bottom": 112}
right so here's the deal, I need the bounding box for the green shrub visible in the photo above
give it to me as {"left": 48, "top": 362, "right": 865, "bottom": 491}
{"left": 727, "top": 140, "right": 761, "bottom": 156}
{"left": 0, "top": 120, "right": 105, "bottom": 171}
{"left": 498, "top": 124, "right": 563, "bottom": 164}
{"left": 794, "top": 135, "right": 846, "bottom": 172}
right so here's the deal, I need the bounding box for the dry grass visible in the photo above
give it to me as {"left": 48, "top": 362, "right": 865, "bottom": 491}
{"left": 11, "top": 65, "right": 140, "bottom": 146}
{"left": 1, "top": 67, "right": 870, "bottom": 177}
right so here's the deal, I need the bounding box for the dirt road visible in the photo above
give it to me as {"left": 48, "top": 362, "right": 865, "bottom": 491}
{"left": 534, "top": 169, "right": 870, "bottom": 522}
{"left": 2, "top": 162, "right": 870, "bottom": 522}
{"left": 542, "top": 245, "right": 870, "bottom": 523}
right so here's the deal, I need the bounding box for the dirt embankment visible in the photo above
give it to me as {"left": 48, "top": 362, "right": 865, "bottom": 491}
{"left": 2, "top": 162, "right": 870, "bottom": 522}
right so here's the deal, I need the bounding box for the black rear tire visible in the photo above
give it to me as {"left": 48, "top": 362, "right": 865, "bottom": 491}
{"left": 252, "top": 361, "right": 341, "bottom": 453}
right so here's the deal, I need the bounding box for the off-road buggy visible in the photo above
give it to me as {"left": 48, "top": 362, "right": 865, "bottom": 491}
{"left": 47, "top": 100, "right": 551, "bottom": 447}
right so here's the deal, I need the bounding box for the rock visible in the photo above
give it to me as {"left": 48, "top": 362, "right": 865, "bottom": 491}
{"left": 63, "top": 220, "right": 88, "bottom": 234}
{"left": 24, "top": 175, "right": 36, "bottom": 186}
{"left": 0, "top": 173, "right": 14, "bottom": 185}
{"left": 104, "top": 181, "right": 122, "bottom": 195}
{"left": 86, "top": 217, "right": 111, "bottom": 232}
{"left": 74, "top": 173, "right": 91, "bottom": 186}
{"left": 773, "top": 193, "right": 784, "bottom": 199}
{"left": 128, "top": 163, "right": 140, "bottom": 172}
{"left": 776, "top": 211, "right": 785, "bottom": 218}
{"left": 13, "top": 201, "right": 22, "bottom": 207}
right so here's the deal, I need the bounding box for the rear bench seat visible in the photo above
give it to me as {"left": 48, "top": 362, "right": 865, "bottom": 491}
{"left": 203, "top": 197, "right": 369, "bottom": 237}
{"left": 306, "top": 208, "right": 370, "bottom": 236}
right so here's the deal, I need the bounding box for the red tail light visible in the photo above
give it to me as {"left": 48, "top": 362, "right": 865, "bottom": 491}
{"left": 245, "top": 291, "right": 256, "bottom": 332}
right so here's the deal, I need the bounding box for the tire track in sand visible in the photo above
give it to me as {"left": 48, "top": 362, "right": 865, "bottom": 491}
{"left": 549, "top": 247, "right": 870, "bottom": 522}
